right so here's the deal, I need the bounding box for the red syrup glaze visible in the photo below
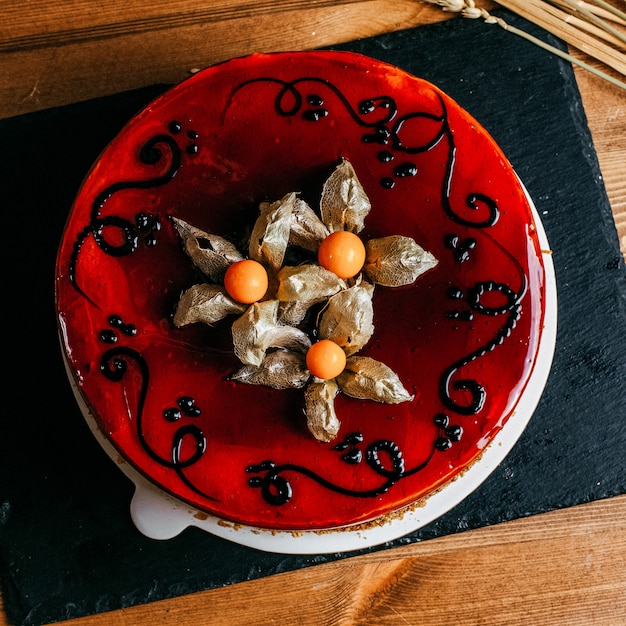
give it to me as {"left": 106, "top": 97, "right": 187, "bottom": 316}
{"left": 55, "top": 51, "right": 547, "bottom": 530}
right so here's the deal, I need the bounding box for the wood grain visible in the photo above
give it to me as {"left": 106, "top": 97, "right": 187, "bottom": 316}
{"left": 5, "top": 495, "right": 620, "bottom": 626}
{"left": 571, "top": 56, "right": 626, "bottom": 254}
{"left": 0, "top": 0, "right": 455, "bottom": 120}
{"left": 1, "top": 2, "right": 624, "bottom": 624}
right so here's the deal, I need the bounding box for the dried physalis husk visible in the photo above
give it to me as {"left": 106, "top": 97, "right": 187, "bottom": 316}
{"left": 249, "top": 192, "right": 294, "bottom": 271}
{"left": 337, "top": 356, "right": 413, "bottom": 404}
{"left": 276, "top": 264, "right": 347, "bottom": 302}
{"left": 231, "top": 300, "right": 311, "bottom": 367}
{"left": 317, "top": 279, "right": 375, "bottom": 356}
{"left": 230, "top": 349, "right": 309, "bottom": 389}
{"left": 364, "top": 235, "right": 438, "bottom": 287}
{"left": 320, "top": 159, "right": 371, "bottom": 234}
{"left": 288, "top": 196, "right": 329, "bottom": 251}
{"left": 172, "top": 217, "right": 243, "bottom": 282}
{"left": 305, "top": 379, "right": 341, "bottom": 442}
{"left": 277, "top": 300, "right": 317, "bottom": 327}
{"left": 173, "top": 284, "right": 247, "bottom": 327}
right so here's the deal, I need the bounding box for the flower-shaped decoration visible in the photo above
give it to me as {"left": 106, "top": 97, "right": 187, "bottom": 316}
{"left": 173, "top": 159, "right": 438, "bottom": 442}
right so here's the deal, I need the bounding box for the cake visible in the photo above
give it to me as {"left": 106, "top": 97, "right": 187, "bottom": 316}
{"left": 55, "top": 51, "right": 555, "bottom": 545}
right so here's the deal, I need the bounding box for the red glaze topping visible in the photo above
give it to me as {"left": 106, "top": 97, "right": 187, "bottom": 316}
{"left": 55, "top": 51, "right": 547, "bottom": 530}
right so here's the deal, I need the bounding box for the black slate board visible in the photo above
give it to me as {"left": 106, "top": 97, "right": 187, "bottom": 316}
{"left": 1, "top": 10, "right": 625, "bottom": 626}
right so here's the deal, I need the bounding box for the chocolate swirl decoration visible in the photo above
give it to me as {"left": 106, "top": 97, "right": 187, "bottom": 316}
{"left": 377, "top": 91, "right": 526, "bottom": 416}
{"left": 68, "top": 130, "right": 184, "bottom": 305}
{"left": 227, "top": 77, "right": 498, "bottom": 229}
{"left": 440, "top": 277, "right": 527, "bottom": 415}
{"left": 99, "top": 342, "right": 216, "bottom": 502}
{"left": 386, "top": 92, "right": 499, "bottom": 227}
{"left": 225, "top": 76, "right": 396, "bottom": 130}
{"left": 246, "top": 431, "right": 442, "bottom": 506}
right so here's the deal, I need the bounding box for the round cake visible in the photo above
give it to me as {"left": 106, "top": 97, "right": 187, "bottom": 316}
{"left": 55, "top": 51, "right": 555, "bottom": 547}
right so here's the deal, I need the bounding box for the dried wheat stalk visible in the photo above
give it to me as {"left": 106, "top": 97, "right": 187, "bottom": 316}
{"left": 422, "top": 0, "right": 626, "bottom": 90}
{"left": 546, "top": 0, "right": 626, "bottom": 47}
{"left": 551, "top": 0, "right": 626, "bottom": 29}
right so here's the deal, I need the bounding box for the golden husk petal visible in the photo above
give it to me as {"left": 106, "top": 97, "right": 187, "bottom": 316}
{"left": 317, "top": 279, "right": 375, "bottom": 356}
{"left": 289, "top": 197, "right": 329, "bottom": 251}
{"left": 277, "top": 300, "right": 318, "bottom": 326}
{"left": 276, "top": 264, "right": 347, "bottom": 302}
{"left": 364, "top": 235, "right": 438, "bottom": 287}
{"left": 248, "top": 192, "right": 294, "bottom": 271}
{"left": 173, "top": 283, "right": 246, "bottom": 327}
{"left": 320, "top": 159, "right": 371, "bottom": 234}
{"left": 337, "top": 356, "right": 413, "bottom": 404}
{"left": 230, "top": 350, "right": 309, "bottom": 389}
{"left": 231, "top": 300, "right": 311, "bottom": 366}
{"left": 304, "top": 379, "right": 341, "bottom": 442}
{"left": 172, "top": 217, "right": 243, "bottom": 282}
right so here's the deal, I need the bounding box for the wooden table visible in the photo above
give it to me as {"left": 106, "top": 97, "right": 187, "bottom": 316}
{"left": 1, "top": 1, "right": 624, "bottom": 624}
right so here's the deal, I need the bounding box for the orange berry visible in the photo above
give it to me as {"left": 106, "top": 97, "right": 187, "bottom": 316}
{"left": 306, "top": 339, "right": 347, "bottom": 380}
{"left": 223, "top": 259, "right": 268, "bottom": 304}
{"left": 318, "top": 231, "right": 366, "bottom": 279}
